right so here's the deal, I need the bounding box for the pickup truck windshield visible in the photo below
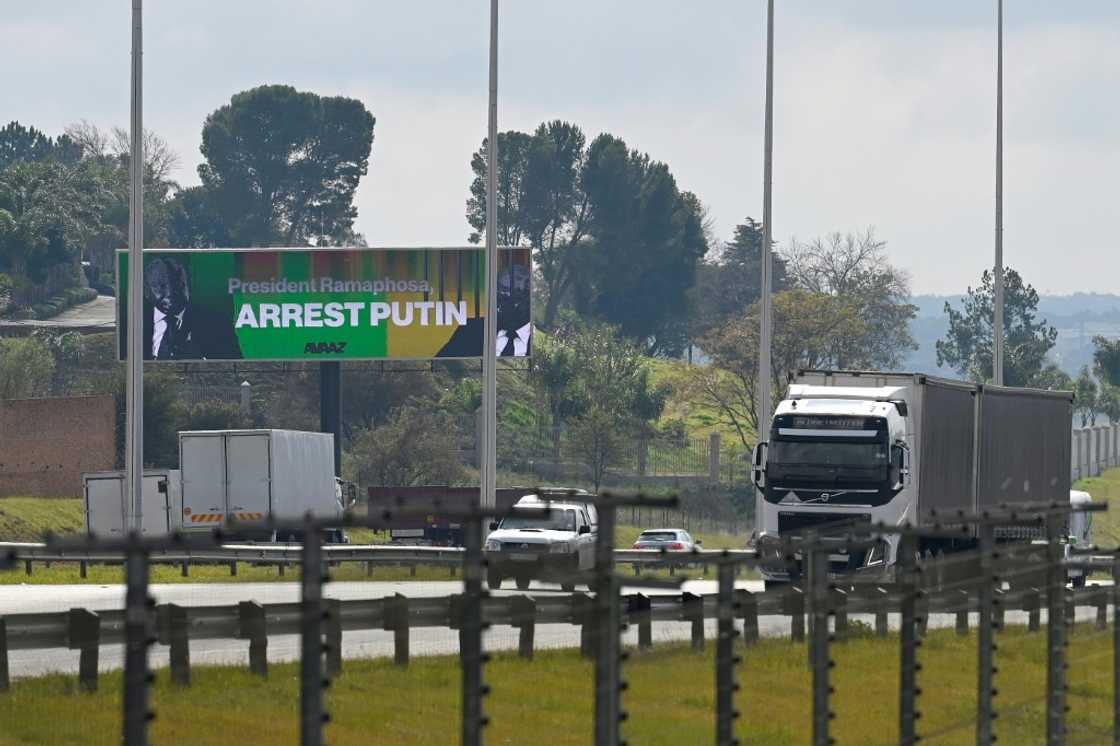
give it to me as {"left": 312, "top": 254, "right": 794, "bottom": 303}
{"left": 500, "top": 509, "right": 577, "bottom": 532}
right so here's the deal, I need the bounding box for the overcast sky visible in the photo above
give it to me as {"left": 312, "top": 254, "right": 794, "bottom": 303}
{"left": 3, "top": 1, "right": 1117, "bottom": 294}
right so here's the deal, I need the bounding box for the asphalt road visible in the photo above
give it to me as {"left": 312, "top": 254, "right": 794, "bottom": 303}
{"left": 0, "top": 579, "right": 1107, "bottom": 679}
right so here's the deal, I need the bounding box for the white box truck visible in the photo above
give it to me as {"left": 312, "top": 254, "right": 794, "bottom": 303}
{"left": 84, "top": 469, "right": 181, "bottom": 537}
{"left": 751, "top": 370, "right": 1073, "bottom": 582}
{"left": 180, "top": 429, "right": 340, "bottom": 537}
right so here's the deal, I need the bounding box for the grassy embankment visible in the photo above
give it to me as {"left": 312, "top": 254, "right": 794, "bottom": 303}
{"left": 1074, "top": 466, "right": 1120, "bottom": 548}
{"left": 0, "top": 497, "right": 747, "bottom": 585}
{"left": 0, "top": 626, "right": 1112, "bottom": 746}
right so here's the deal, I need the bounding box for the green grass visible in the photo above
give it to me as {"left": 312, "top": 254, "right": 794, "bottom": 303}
{"left": 0, "top": 497, "right": 84, "bottom": 541}
{"left": 0, "top": 626, "right": 1111, "bottom": 745}
{"left": 1074, "top": 467, "right": 1120, "bottom": 548}
{"left": 646, "top": 357, "right": 756, "bottom": 447}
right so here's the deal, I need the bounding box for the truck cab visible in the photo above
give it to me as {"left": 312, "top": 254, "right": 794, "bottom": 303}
{"left": 752, "top": 384, "right": 913, "bottom": 581}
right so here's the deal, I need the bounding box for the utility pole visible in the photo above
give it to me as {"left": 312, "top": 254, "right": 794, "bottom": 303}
{"left": 126, "top": 0, "right": 145, "bottom": 531}
{"left": 481, "top": 0, "right": 499, "bottom": 509}
{"left": 993, "top": 0, "right": 1005, "bottom": 385}
{"left": 757, "top": 0, "right": 775, "bottom": 516}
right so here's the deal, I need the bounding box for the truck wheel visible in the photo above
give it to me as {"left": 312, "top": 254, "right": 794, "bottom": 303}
{"left": 515, "top": 576, "right": 531, "bottom": 591}
{"left": 764, "top": 580, "right": 788, "bottom": 591}
{"left": 487, "top": 571, "right": 503, "bottom": 589}
{"left": 1072, "top": 575, "right": 1086, "bottom": 589}
{"left": 561, "top": 581, "right": 575, "bottom": 592}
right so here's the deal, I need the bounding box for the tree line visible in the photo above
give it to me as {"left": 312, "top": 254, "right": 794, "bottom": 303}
{"left": 0, "top": 82, "right": 1085, "bottom": 500}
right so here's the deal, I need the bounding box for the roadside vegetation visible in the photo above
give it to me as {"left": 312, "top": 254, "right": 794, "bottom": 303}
{"left": 1074, "top": 467, "right": 1120, "bottom": 548}
{"left": 0, "top": 626, "right": 1111, "bottom": 745}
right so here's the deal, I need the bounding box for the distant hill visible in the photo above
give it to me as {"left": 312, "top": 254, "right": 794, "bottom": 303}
{"left": 905, "top": 293, "right": 1120, "bottom": 377}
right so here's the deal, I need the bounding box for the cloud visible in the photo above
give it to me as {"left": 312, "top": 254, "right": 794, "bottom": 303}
{"left": 0, "top": 1, "right": 1114, "bottom": 296}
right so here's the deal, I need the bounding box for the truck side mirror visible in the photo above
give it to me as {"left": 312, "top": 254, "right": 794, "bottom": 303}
{"left": 489, "top": 521, "right": 499, "bottom": 531}
{"left": 578, "top": 524, "right": 590, "bottom": 535}
{"left": 892, "top": 444, "right": 911, "bottom": 488}
{"left": 752, "top": 442, "right": 768, "bottom": 488}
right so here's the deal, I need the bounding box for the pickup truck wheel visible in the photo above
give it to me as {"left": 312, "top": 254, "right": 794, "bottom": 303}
{"left": 1072, "top": 575, "right": 1086, "bottom": 589}
{"left": 487, "top": 571, "right": 503, "bottom": 589}
{"left": 561, "top": 581, "right": 575, "bottom": 592}
{"left": 515, "top": 576, "right": 531, "bottom": 591}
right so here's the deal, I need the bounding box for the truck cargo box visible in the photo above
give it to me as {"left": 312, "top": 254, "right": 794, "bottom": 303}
{"left": 84, "top": 469, "right": 181, "bottom": 537}
{"left": 180, "top": 429, "right": 338, "bottom": 532}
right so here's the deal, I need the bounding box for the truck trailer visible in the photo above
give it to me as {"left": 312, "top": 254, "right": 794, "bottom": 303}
{"left": 84, "top": 469, "right": 181, "bottom": 537}
{"left": 751, "top": 370, "right": 1073, "bottom": 581}
{"left": 179, "top": 429, "right": 340, "bottom": 537}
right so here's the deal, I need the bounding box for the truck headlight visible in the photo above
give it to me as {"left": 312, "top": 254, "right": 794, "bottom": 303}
{"left": 549, "top": 543, "right": 570, "bottom": 553}
{"left": 485, "top": 540, "right": 500, "bottom": 551}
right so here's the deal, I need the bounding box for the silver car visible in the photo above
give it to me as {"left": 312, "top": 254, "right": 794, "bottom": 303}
{"left": 631, "top": 529, "right": 699, "bottom": 552}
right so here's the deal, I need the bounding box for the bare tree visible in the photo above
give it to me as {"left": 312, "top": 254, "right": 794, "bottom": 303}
{"left": 782, "top": 228, "right": 917, "bottom": 369}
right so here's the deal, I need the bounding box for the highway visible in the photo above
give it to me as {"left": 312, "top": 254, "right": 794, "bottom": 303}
{"left": 0, "top": 579, "right": 1107, "bottom": 679}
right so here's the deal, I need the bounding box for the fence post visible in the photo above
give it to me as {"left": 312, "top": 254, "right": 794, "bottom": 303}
{"left": 511, "top": 595, "right": 536, "bottom": 660}
{"left": 1112, "top": 553, "right": 1120, "bottom": 745}
{"left": 637, "top": 439, "right": 648, "bottom": 476}
{"left": 977, "top": 523, "right": 997, "bottom": 745}
{"left": 807, "top": 543, "right": 832, "bottom": 746}
{"left": 898, "top": 535, "right": 920, "bottom": 746}
{"left": 123, "top": 542, "right": 154, "bottom": 746}
{"left": 628, "top": 594, "right": 653, "bottom": 652}
{"left": 237, "top": 601, "right": 267, "bottom": 677}
{"left": 460, "top": 514, "right": 488, "bottom": 746}
{"left": 592, "top": 497, "right": 623, "bottom": 746}
{"left": 299, "top": 528, "right": 326, "bottom": 746}
{"left": 1046, "top": 513, "right": 1067, "bottom": 745}
{"left": 737, "top": 589, "right": 759, "bottom": 646}
{"left": 325, "top": 598, "right": 342, "bottom": 677}
{"left": 239, "top": 380, "right": 251, "bottom": 415}
{"left": 715, "top": 559, "right": 741, "bottom": 746}
{"left": 709, "top": 433, "right": 721, "bottom": 483}
{"left": 68, "top": 608, "right": 100, "bottom": 692}
{"left": 0, "top": 619, "right": 8, "bottom": 692}
{"left": 384, "top": 594, "right": 410, "bottom": 667}
{"left": 573, "top": 593, "right": 594, "bottom": 658}
{"left": 683, "top": 592, "right": 704, "bottom": 651}
{"left": 158, "top": 603, "right": 190, "bottom": 686}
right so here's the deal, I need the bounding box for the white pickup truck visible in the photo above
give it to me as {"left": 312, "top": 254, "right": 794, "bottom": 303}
{"left": 484, "top": 494, "right": 598, "bottom": 591}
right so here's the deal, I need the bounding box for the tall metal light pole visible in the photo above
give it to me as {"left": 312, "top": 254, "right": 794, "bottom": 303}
{"left": 481, "top": 0, "right": 499, "bottom": 509}
{"left": 126, "top": 0, "right": 145, "bottom": 531}
{"left": 993, "top": 0, "right": 1005, "bottom": 385}
{"left": 757, "top": 0, "right": 775, "bottom": 518}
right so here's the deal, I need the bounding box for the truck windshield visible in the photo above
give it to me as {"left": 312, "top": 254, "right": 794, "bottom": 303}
{"left": 770, "top": 440, "right": 887, "bottom": 467}
{"left": 500, "top": 509, "right": 577, "bottom": 532}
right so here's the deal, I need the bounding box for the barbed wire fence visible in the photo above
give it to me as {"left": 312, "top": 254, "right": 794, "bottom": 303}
{"left": 0, "top": 497, "right": 1116, "bottom": 745}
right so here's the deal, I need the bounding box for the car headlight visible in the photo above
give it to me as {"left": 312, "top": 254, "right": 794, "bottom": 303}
{"left": 485, "top": 540, "right": 500, "bottom": 551}
{"left": 549, "top": 543, "right": 571, "bottom": 553}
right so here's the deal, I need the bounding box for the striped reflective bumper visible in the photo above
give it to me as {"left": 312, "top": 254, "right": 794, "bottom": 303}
{"left": 188, "top": 512, "right": 265, "bottom": 523}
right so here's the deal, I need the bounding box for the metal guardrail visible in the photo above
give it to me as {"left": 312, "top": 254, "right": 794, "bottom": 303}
{"left": 0, "top": 540, "right": 753, "bottom": 577}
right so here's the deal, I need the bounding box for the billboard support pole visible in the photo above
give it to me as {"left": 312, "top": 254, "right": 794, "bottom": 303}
{"left": 319, "top": 362, "right": 342, "bottom": 478}
{"left": 481, "top": 0, "right": 499, "bottom": 509}
{"left": 993, "top": 0, "right": 1005, "bottom": 386}
{"left": 757, "top": 0, "right": 775, "bottom": 525}
{"left": 126, "top": 0, "right": 145, "bottom": 532}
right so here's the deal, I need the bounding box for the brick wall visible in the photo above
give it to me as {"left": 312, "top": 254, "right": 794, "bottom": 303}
{"left": 0, "top": 395, "right": 117, "bottom": 497}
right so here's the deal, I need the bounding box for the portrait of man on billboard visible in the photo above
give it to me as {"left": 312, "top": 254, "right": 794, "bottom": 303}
{"left": 142, "top": 256, "right": 242, "bottom": 360}
{"left": 437, "top": 261, "right": 531, "bottom": 358}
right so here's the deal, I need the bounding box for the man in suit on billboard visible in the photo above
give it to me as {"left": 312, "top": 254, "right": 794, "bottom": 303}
{"left": 437, "top": 262, "right": 531, "bottom": 358}
{"left": 142, "top": 257, "right": 242, "bottom": 360}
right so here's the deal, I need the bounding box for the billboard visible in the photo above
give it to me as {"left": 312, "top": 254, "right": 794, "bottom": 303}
{"left": 117, "top": 247, "right": 531, "bottom": 361}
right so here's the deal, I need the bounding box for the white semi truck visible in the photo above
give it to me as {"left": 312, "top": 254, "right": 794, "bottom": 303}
{"left": 751, "top": 370, "right": 1073, "bottom": 582}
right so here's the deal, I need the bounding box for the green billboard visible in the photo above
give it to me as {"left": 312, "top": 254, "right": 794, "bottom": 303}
{"left": 117, "top": 247, "right": 531, "bottom": 361}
